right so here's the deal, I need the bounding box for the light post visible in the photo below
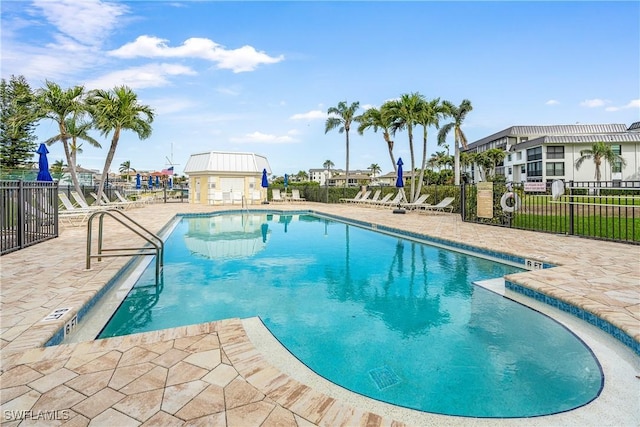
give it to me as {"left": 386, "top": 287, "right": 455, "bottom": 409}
{"left": 324, "top": 169, "right": 329, "bottom": 203}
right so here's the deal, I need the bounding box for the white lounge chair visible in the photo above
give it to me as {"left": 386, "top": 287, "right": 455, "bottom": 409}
{"left": 357, "top": 190, "right": 381, "bottom": 205}
{"left": 421, "top": 197, "right": 455, "bottom": 213}
{"left": 339, "top": 190, "right": 362, "bottom": 203}
{"left": 60, "top": 192, "right": 105, "bottom": 212}
{"left": 364, "top": 192, "right": 392, "bottom": 207}
{"left": 114, "top": 190, "right": 144, "bottom": 208}
{"left": 271, "top": 188, "right": 285, "bottom": 202}
{"left": 290, "top": 189, "right": 306, "bottom": 202}
{"left": 347, "top": 190, "right": 370, "bottom": 204}
{"left": 400, "top": 194, "right": 430, "bottom": 210}
{"left": 89, "top": 191, "right": 130, "bottom": 209}
{"left": 374, "top": 191, "right": 404, "bottom": 208}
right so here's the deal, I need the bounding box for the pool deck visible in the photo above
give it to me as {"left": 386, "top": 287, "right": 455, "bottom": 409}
{"left": 1, "top": 201, "right": 638, "bottom": 426}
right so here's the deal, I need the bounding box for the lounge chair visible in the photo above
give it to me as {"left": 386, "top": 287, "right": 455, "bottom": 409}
{"left": 89, "top": 191, "right": 130, "bottom": 209}
{"left": 115, "top": 190, "right": 145, "bottom": 208}
{"left": 374, "top": 191, "right": 404, "bottom": 208}
{"left": 346, "top": 190, "right": 370, "bottom": 204}
{"left": 290, "top": 189, "right": 306, "bottom": 202}
{"left": 357, "top": 190, "right": 380, "bottom": 205}
{"left": 339, "top": 190, "right": 362, "bottom": 203}
{"left": 421, "top": 197, "right": 455, "bottom": 213}
{"left": 271, "top": 188, "right": 285, "bottom": 202}
{"left": 231, "top": 191, "right": 243, "bottom": 205}
{"left": 400, "top": 194, "right": 430, "bottom": 210}
{"left": 363, "top": 192, "right": 392, "bottom": 207}
{"left": 60, "top": 192, "right": 105, "bottom": 212}
{"left": 250, "top": 190, "right": 263, "bottom": 204}
{"left": 58, "top": 193, "right": 103, "bottom": 225}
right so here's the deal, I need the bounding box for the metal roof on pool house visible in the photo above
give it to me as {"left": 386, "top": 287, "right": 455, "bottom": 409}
{"left": 184, "top": 151, "right": 272, "bottom": 175}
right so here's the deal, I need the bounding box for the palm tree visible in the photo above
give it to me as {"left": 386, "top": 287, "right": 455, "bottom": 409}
{"left": 368, "top": 163, "right": 381, "bottom": 181}
{"left": 414, "top": 97, "right": 447, "bottom": 200}
{"left": 358, "top": 105, "right": 397, "bottom": 175}
{"left": 438, "top": 99, "right": 473, "bottom": 185}
{"left": 44, "top": 116, "right": 101, "bottom": 169}
{"left": 322, "top": 159, "right": 334, "bottom": 171}
{"left": 36, "top": 81, "right": 87, "bottom": 200}
{"left": 87, "top": 85, "right": 154, "bottom": 204}
{"left": 51, "top": 159, "right": 66, "bottom": 181}
{"left": 575, "top": 141, "right": 627, "bottom": 182}
{"left": 325, "top": 101, "right": 361, "bottom": 189}
{"left": 386, "top": 93, "right": 425, "bottom": 202}
{"left": 119, "top": 160, "right": 136, "bottom": 181}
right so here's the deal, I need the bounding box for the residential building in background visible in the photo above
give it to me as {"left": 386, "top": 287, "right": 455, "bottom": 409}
{"left": 463, "top": 123, "right": 640, "bottom": 183}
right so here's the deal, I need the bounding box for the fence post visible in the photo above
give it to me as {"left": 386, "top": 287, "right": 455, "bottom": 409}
{"left": 17, "top": 180, "right": 25, "bottom": 249}
{"left": 460, "top": 184, "right": 466, "bottom": 220}
{"left": 568, "top": 180, "right": 574, "bottom": 236}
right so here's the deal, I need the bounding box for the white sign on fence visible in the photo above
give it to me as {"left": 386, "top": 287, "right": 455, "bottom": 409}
{"left": 524, "top": 182, "right": 547, "bottom": 192}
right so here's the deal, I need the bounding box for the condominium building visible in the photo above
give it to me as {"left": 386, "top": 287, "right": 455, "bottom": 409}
{"left": 463, "top": 123, "right": 640, "bottom": 183}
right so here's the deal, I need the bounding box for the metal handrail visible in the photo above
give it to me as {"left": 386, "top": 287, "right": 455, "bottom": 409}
{"left": 86, "top": 209, "right": 164, "bottom": 284}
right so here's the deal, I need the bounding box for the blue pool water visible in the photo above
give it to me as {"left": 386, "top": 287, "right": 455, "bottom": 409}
{"left": 98, "top": 212, "right": 603, "bottom": 418}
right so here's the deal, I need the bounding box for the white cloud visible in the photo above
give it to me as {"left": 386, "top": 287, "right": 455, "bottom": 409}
{"left": 33, "top": 0, "right": 128, "bottom": 47}
{"left": 84, "top": 63, "right": 196, "bottom": 90}
{"left": 545, "top": 99, "right": 559, "bottom": 105}
{"left": 230, "top": 131, "right": 297, "bottom": 144}
{"left": 605, "top": 99, "right": 640, "bottom": 112}
{"left": 109, "top": 35, "right": 284, "bottom": 73}
{"left": 579, "top": 98, "right": 610, "bottom": 108}
{"left": 290, "top": 110, "right": 326, "bottom": 120}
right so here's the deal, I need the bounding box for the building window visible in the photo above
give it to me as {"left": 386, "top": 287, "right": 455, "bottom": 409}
{"left": 546, "top": 162, "right": 565, "bottom": 176}
{"left": 527, "top": 161, "right": 542, "bottom": 177}
{"left": 521, "top": 165, "right": 526, "bottom": 174}
{"left": 508, "top": 167, "right": 513, "bottom": 175}
{"left": 507, "top": 154, "right": 512, "bottom": 162}
{"left": 611, "top": 145, "right": 622, "bottom": 173}
{"left": 527, "top": 146, "right": 542, "bottom": 162}
{"left": 612, "top": 145, "right": 621, "bottom": 155}
{"left": 546, "top": 146, "right": 564, "bottom": 159}
{"left": 517, "top": 152, "right": 522, "bottom": 160}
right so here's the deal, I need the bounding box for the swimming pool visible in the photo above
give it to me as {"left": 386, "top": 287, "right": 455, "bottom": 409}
{"left": 98, "top": 212, "right": 603, "bottom": 418}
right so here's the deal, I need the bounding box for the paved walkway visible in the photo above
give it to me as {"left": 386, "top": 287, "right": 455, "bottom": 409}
{"left": 1, "top": 202, "right": 638, "bottom": 426}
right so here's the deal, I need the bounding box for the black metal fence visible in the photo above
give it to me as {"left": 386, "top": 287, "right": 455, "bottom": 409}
{"left": 461, "top": 180, "right": 640, "bottom": 244}
{"left": 1, "top": 181, "right": 59, "bottom": 255}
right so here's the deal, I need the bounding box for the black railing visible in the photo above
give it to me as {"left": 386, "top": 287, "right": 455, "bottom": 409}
{"left": 1, "top": 181, "right": 59, "bottom": 255}
{"left": 461, "top": 181, "right": 640, "bottom": 244}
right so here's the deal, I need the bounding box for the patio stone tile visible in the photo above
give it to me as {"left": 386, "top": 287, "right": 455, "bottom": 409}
{"left": 65, "top": 370, "right": 113, "bottom": 396}
{"left": 184, "top": 334, "right": 220, "bottom": 352}
{"left": 1, "top": 385, "right": 32, "bottom": 405}
{"left": 60, "top": 413, "right": 90, "bottom": 427}
{"left": 87, "top": 408, "right": 141, "bottom": 426}
{"left": 185, "top": 412, "right": 227, "bottom": 427}
{"left": 112, "top": 388, "right": 164, "bottom": 423}
{"left": 71, "top": 351, "right": 121, "bottom": 375}
{"left": 137, "top": 340, "right": 174, "bottom": 355}
{"left": 173, "top": 384, "right": 225, "bottom": 421}
{"left": 139, "top": 411, "right": 184, "bottom": 427}
{"left": 286, "top": 388, "right": 336, "bottom": 425}
{"left": 150, "top": 348, "right": 189, "bottom": 368}
{"left": 118, "top": 347, "right": 160, "bottom": 367}
{"left": 172, "top": 335, "right": 204, "bottom": 351}
{"left": 119, "top": 365, "right": 167, "bottom": 395}
{"left": 223, "top": 377, "right": 265, "bottom": 410}
{"left": 1, "top": 365, "right": 43, "bottom": 388}
{"left": 201, "top": 363, "right": 238, "bottom": 387}
{"left": 165, "top": 361, "right": 208, "bottom": 387}
{"left": 31, "top": 385, "right": 86, "bottom": 413}
{"left": 183, "top": 349, "right": 221, "bottom": 370}
{"left": 108, "top": 363, "right": 155, "bottom": 390}
{"left": 261, "top": 404, "right": 298, "bottom": 427}
{"left": 160, "top": 380, "right": 209, "bottom": 414}
{"left": 72, "top": 387, "right": 125, "bottom": 419}
{"left": 28, "top": 368, "right": 78, "bottom": 394}
{"left": 29, "top": 358, "right": 68, "bottom": 375}
{"left": 225, "top": 400, "right": 275, "bottom": 426}
{"left": 2, "top": 388, "right": 41, "bottom": 413}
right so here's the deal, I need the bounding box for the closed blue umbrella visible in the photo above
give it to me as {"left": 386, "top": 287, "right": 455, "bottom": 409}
{"left": 136, "top": 173, "right": 141, "bottom": 189}
{"left": 394, "top": 158, "right": 405, "bottom": 214}
{"left": 148, "top": 175, "right": 153, "bottom": 188}
{"left": 261, "top": 168, "right": 269, "bottom": 204}
{"left": 36, "top": 143, "right": 53, "bottom": 182}
{"left": 155, "top": 175, "right": 160, "bottom": 188}
{"left": 168, "top": 177, "right": 173, "bottom": 189}
{"left": 284, "top": 174, "right": 288, "bottom": 189}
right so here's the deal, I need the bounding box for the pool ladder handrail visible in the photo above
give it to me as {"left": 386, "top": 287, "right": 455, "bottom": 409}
{"left": 86, "top": 209, "right": 164, "bottom": 285}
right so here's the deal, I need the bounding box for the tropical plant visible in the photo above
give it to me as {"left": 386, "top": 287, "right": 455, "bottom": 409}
{"left": 296, "top": 170, "right": 308, "bottom": 180}
{"left": 358, "top": 105, "right": 397, "bottom": 175}
{"left": 414, "top": 97, "right": 447, "bottom": 200}
{"left": 87, "top": 85, "right": 154, "bottom": 204}
{"left": 119, "top": 160, "right": 136, "bottom": 181}
{"left": 438, "top": 99, "right": 473, "bottom": 185}
{"left": 0, "top": 75, "right": 39, "bottom": 170}
{"left": 44, "top": 116, "right": 101, "bottom": 168}
{"left": 472, "top": 148, "right": 506, "bottom": 180}
{"left": 575, "top": 141, "right": 627, "bottom": 182}
{"left": 322, "top": 159, "right": 334, "bottom": 171}
{"left": 36, "top": 81, "right": 87, "bottom": 199}
{"left": 368, "top": 163, "right": 381, "bottom": 179}
{"left": 325, "top": 101, "right": 361, "bottom": 189}
{"left": 51, "top": 159, "right": 66, "bottom": 181}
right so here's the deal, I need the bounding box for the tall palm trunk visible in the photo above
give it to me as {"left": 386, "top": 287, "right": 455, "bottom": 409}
{"left": 345, "top": 130, "right": 350, "bottom": 191}
{"left": 454, "top": 140, "right": 461, "bottom": 185}
{"left": 385, "top": 132, "right": 397, "bottom": 175}
{"left": 415, "top": 126, "right": 428, "bottom": 201}
{"left": 59, "top": 127, "right": 85, "bottom": 203}
{"left": 407, "top": 126, "right": 416, "bottom": 203}
{"left": 95, "top": 128, "right": 121, "bottom": 204}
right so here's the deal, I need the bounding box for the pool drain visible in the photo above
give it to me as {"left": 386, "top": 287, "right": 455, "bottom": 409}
{"left": 369, "top": 365, "right": 401, "bottom": 390}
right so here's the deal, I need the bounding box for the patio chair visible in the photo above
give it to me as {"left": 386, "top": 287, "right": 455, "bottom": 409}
{"left": 231, "top": 191, "right": 244, "bottom": 205}
{"left": 364, "top": 192, "right": 392, "bottom": 207}
{"left": 291, "top": 189, "right": 306, "bottom": 202}
{"left": 346, "top": 190, "right": 371, "bottom": 204}
{"left": 59, "top": 193, "right": 104, "bottom": 213}
{"left": 115, "top": 190, "right": 145, "bottom": 208}
{"left": 89, "top": 191, "right": 130, "bottom": 209}
{"left": 400, "top": 194, "right": 430, "bottom": 210}
{"left": 271, "top": 188, "right": 285, "bottom": 202}
{"left": 421, "top": 197, "right": 455, "bottom": 213}
{"left": 357, "top": 190, "right": 381, "bottom": 205}
{"left": 250, "top": 190, "right": 263, "bottom": 204}
{"left": 374, "top": 191, "right": 404, "bottom": 208}
{"left": 339, "top": 190, "right": 362, "bottom": 203}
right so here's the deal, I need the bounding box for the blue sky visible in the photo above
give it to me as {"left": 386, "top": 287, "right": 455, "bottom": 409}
{"left": 2, "top": 0, "right": 639, "bottom": 177}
